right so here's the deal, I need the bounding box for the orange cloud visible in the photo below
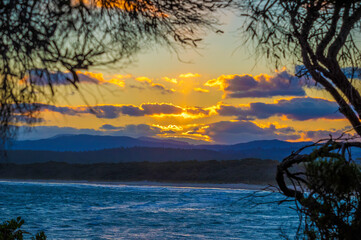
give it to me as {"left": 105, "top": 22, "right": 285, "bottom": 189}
{"left": 193, "top": 87, "right": 209, "bottom": 93}
{"left": 152, "top": 124, "right": 183, "bottom": 131}
{"left": 78, "top": 71, "right": 106, "bottom": 82}
{"left": 71, "top": 0, "right": 168, "bottom": 18}
{"left": 108, "top": 78, "right": 125, "bottom": 88}
{"left": 135, "top": 76, "right": 152, "bottom": 83}
{"left": 36, "top": 102, "right": 215, "bottom": 119}
{"left": 162, "top": 77, "right": 178, "bottom": 84}
{"left": 80, "top": 71, "right": 128, "bottom": 88}
{"left": 179, "top": 73, "right": 201, "bottom": 78}
{"left": 71, "top": 0, "right": 128, "bottom": 9}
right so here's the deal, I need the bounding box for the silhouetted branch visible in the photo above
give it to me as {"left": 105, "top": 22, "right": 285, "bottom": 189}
{"left": 0, "top": 0, "right": 232, "bottom": 146}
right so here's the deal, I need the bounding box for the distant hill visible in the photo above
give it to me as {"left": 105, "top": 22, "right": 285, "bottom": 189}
{"left": 4, "top": 146, "right": 301, "bottom": 164}
{"left": 3, "top": 134, "right": 320, "bottom": 161}
{"left": 9, "top": 134, "right": 191, "bottom": 152}
{"left": 10, "top": 134, "right": 313, "bottom": 155}
{"left": 195, "top": 139, "right": 313, "bottom": 151}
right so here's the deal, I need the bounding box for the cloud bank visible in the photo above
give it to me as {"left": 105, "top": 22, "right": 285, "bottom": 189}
{"left": 205, "top": 71, "right": 306, "bottom": 98}
{"left": 37, "top": 103, "right": 211, "bottom": 119}
{"left": 190, "top": 121, "right": 300, "bottom": 144}
{"left": 25, "top": 70, "right": 126, "bottom": 88}
{"left": 217, "top": 97, "right": 343, "bottom": 121}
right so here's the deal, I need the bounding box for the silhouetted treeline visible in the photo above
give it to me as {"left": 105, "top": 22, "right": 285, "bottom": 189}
{"left": 2, "top": 147, "right": 241, "bottom": 164}
{"left": 0, "top": 159, "right": 278, "bottom": 184}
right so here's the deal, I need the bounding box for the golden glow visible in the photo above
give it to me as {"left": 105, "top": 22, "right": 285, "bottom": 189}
{"left": 152, "top": 124, "right": 183, "bottom": 131}
{"left": 275, "top": 66, "right": 288, "bottom": 73}
{"left": 182, "top": 132, "right": 212, "bottom": 142}
{"left": 162, "top": 77, "right": 178, "bottom": 84}
{"left": 26, "top": 67, "right": 349, "bottom": 144}
{"left": 204, "top": 76, "right": 226, "bottom": 88}
{"left": 194, "top": 87, "right": 209, "bottom": 93}
{"left": 108, "top": 78, "right": 125, "bottom": 88}
{"left": 135, "top": 76, "right": 152, "bottom": 83}
{"left": 250, "top": 120, "right": 289, "bottom": 130}
{"left": 113, "top": 74, "right": 133, "bottom": 79}
{"left": 78, "top": 71, "right": 105, "bottom": 82}
{"left": 71, "top": 0, "right": 165, "bottom": 15}
{"left": 178, "top": 125, "right": 211, "bottom": 142}
{"left": 179, "top": 73, "right": 201, "bottom": 78}
{"left": 151, "top": 112, "right": 206, "bottom": 120}
{"left": 291, "top": 132, "right": 312, "bottom": 142}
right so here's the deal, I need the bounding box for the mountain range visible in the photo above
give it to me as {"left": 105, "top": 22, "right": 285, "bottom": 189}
{"left": 3, "top": 134, "right": 316, "bottom": 162}
{"left": 9, "top": 134, "right": 191, "bottom": 151}
{"left": 10, "top": 134, "right": 313, "bottom": 152}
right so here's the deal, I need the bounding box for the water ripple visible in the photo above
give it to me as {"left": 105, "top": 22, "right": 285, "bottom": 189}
{"left": 0, "top": 181, "right": 298, "bottom": 239}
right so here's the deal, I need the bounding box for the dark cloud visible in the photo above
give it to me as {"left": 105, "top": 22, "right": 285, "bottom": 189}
{"left": 35, "top": 103, "right": 197, "bottom": 119}
{"left": 185, "top": 107, "right": 210, "bottom": 116}
{"left": 217, "top": 97, "right": 343, "bottom": 121}
{"left": 141, "top": 103, "right": 183, "bottom": 115}
{"left": 295, "top": 65, "right": 361, "bottom": 89}
{"left": 129, "top": 85, "right": 146, "bottom": 90}
{"left": 39, "top": 104, "right": 87, "bottom": 115}
{"left": 12, "top": 115, "right": 45, "bottom": 124}
{"left": 150, "top": 83, "right": 175, "bottom": 94}
{"left": 26, "top": 70, "right": 102, "bottom": 86}
{"left": 197, "top": 121, "right": 300, "bottom": 144}
{"left": 92, "top": 105, "right": 123, "bottom": 119}
{"left": 216, "top": 105, "right": 244, "bottom": 117}
{"left": 100, "top": 124, "right": 163, "bottom": 136}
{"left": 99, "top": 124, "right": 123, "bottom": 130}
{"left": 118, "top": 124, "right": 162, "bottom": 136}
{"left": 276, "top": 126, "right": 296, "bottom": 134}
{"left": 17, "top": 126, "right": 102, "bottom": 140}
{"left": 32, "top": 97, "right": 343, "bottom": 122}
{"left": 36, "top": 104, "right": 123, "bottom": 119}
{"left": 18, "top": 124, "right": 164, "bottom": 140}
{"left": 226, "top": 75, "right": 258, "bottom": 91}
{"left": 119, "top": 105, "right": 145, "bottom": 117}
{"left": 296, "top": 65, "right": 361, "bottom": 80}
{"left": 206, "top": 71, "right": 306, "bottom": 98}
{"left": 162, "top": 130, "right": 176, "bottom": 134}
{"left": 304, "top": 128, "right": 355, "bottom": 140}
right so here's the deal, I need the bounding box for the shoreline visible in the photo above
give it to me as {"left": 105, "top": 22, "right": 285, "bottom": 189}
{"left": 0, "top": 179, "right": 274, "bottom": 191}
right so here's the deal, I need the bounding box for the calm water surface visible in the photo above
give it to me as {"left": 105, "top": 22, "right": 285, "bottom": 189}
{"left": 0, "top": 181, "right": 299, "bottom": 239}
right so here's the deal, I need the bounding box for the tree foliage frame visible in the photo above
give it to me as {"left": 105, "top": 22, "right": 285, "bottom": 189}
{"left": 241, "top": 0, "right": 361, "bottom": 238}
{"left": 0, "top": 0, "right": 231, "bottom": 144}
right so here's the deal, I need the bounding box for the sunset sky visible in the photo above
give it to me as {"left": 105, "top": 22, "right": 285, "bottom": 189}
{"left": 18, "top": 13, "right": 351, "bottom": 144}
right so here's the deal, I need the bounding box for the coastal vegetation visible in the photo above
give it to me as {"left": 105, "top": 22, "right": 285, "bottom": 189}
{"left": 2, "top": 145, "right": 306, "bottom": 164}
{"left": 0, "top": 217, "right": 46, "bottom": 240}
{"left": 0, "top": 159, "right": 278, "bottom": 185}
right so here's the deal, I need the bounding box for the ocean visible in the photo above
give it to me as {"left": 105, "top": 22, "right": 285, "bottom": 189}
{"left": 0, "top": 181, "right": 299, "bottom": 239}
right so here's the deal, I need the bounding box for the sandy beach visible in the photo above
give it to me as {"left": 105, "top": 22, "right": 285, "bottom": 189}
{"left": 0, "top": 179, "right": 274, "bottom": 191}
